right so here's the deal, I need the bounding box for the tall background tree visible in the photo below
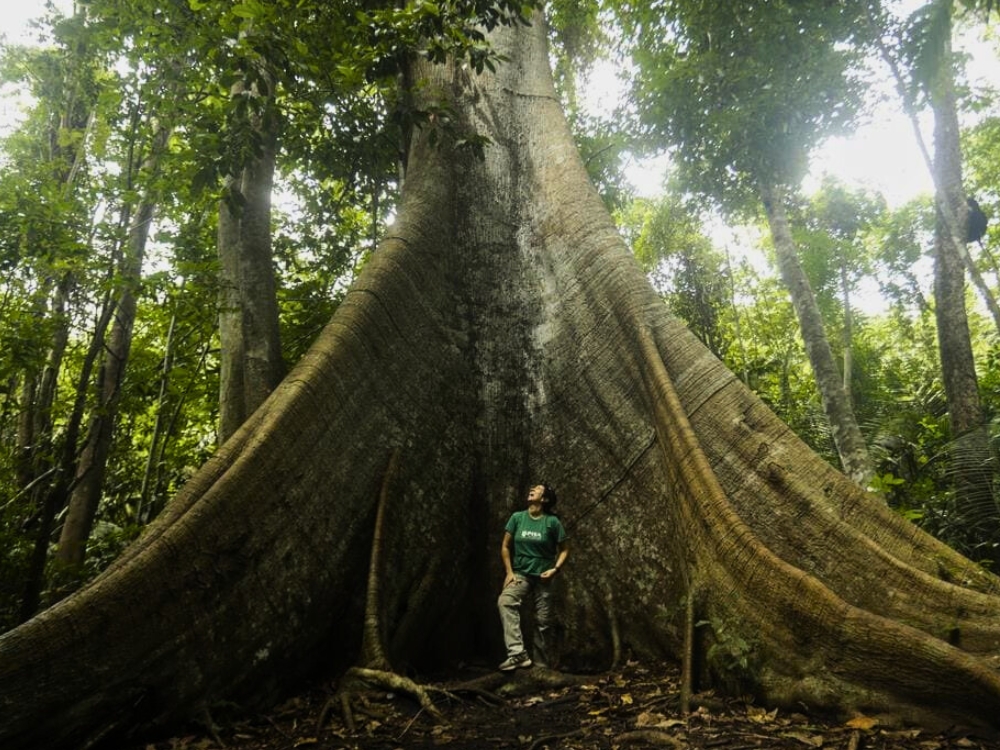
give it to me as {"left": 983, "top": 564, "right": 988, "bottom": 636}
{"left": 869, "top": 0, "right": 1000, "bottom": 552}
{"left": 4, "top": 6, "right": 1000, "bottom": 749}
{"left": 621, "top": 0, "right": 878, "bottom": 486}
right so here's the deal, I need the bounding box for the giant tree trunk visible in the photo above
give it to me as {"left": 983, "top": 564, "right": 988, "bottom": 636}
{"left": 759, "top": 181, "right": 874, "bottom": 487}
{"left": 3, "top": 16, "right": 1000, "bottom": 749}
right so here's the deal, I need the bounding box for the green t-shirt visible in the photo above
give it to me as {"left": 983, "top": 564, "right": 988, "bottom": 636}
{"left": 506, "top": 510, "right": 567, "bottom": 577}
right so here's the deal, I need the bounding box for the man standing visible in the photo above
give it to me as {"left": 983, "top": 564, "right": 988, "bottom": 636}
{"left": 498, "top": 483, "right": 568, "bottom": 671}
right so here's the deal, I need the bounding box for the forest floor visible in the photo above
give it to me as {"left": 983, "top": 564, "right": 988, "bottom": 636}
{"left": 136, "top": 660, "right": 1000, "bottom": 750}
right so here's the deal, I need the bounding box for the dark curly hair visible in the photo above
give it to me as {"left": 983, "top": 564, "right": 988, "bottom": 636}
{"left": 540, "top": 483, "right": 558, "bottom": 514}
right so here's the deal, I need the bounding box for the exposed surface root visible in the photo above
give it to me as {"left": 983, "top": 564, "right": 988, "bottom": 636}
{"left": 526, "top": 728, "right": 585, "bottom": 749}
{"left": 128, "top": 660, "right": 993, "bottom": 750}
{"left": 320, "top": 665, "right": 445, "bottom": 731}
{"left": 635, "top": 324, "right": 1000, "bottom": 727}
{"left": 351, "top": 666, "right": 446, "bottom": 719}
{"left": 447, "top": 665, "right": 595, "bottom": 697}
{"left": 320, "top": 450, "right": 448, "bottom": 731}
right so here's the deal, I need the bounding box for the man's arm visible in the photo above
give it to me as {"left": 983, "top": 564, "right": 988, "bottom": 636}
{"left": 501, "top": 531, "right": 516, "bottom": 586}
{"left": 541, "top": 541, "right": 568, "bottom": 580}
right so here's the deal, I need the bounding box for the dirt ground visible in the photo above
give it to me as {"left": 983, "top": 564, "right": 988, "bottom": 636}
{"left": 137, "top": 660, "right": 1000, "bottom": 750}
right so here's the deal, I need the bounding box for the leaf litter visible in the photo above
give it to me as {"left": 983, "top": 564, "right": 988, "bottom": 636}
{"left": 133, "top": 660, "right": 1000, "bottom": 750}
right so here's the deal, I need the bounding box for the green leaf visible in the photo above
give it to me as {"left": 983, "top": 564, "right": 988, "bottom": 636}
{"left": 230, "top": 2, "right": 259, "bottom": 20}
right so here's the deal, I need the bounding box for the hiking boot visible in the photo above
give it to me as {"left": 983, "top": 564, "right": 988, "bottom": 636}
{"left": 498, "top": 652, "right": 532, "bottom": 671}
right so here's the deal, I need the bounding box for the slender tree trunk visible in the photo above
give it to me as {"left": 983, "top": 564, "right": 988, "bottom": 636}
{"left": 723, "top": 246, "right": 750, "bottom": 386}
{"left": 217, "top": 87, "right": 285, "bottom": 444}
{"left": 16, "top": 273, "right": 73, "bottom": 486}
{"left": 55, "top": 115, "right": 174, "bottom": 571}
{"left": 838, "top": 253, "right": 855, "bottom": 398}
{"left": 18, "top": 294, "right": 116, "bottom": 621}
{"left": 877, "top": 21, "right": 997, "bottom": 532}
{"left": 14, "top": 373, "right": 39, "bottom": 490}
{"left": 875, "top": 27, "right": 991, "bottom": 322}
{"left": 148, "top": 336, "right": 213, "bottom": 520}
{"left": 56, "top": 199, "right": 157, "bottom": 572}
{"left": 930, "top": 30, "right": 998, "bottom": 539}
{"left": 979, "top": 239, "right": 1000, "bottom": 291}
{"left": 960, "top": 243, "right": 1000, "bottom": 335}
{"left": 3, "top": 16, "right": 1000, "bottom": 750}
{"left": 138, "top": 304, "right": 179, "bottom": 521}
{"left": 14, "top": 274, "right": 75, "bottom": 612}
{"left": 759, "top": 181, "right": 874, "bottom": 487}
{"left": 217, "top": 187, "right": 245, "bottom": 439}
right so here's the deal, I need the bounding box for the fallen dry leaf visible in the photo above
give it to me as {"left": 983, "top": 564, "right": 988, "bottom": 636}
{"left": 658, "top": 719, "right": 687, "bottom": 730}
{"left": 846, "top": 716, "right": 878, "bottom": 731}
{"left": 635, "top": 711, "right": 668, "bottom": 727}
{"left": 782, "top": 730, "right": 825, "bottom": 747}
{"left": 124, "top": 659, "right": 982, "bottom": 750}
{"left": 747, "top": 706, "right": 779, "bottom": 723}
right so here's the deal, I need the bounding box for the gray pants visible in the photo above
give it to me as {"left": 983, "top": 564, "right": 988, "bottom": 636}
{"left": 498, "top": 574, "right": 555, "bottom": 666}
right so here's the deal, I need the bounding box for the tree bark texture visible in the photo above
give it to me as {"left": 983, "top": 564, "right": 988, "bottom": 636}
{"left": 930, "top": 30, "right": 998, "bottom": 533}
{"left": 2, "top": 16, "right": 1000, "bottom": 749}
{"left": 138, "top": 303, "right": 179, "bottom": 521}
{"left": 838, "top": 254, "right": 854, "bottom": 396}
{"left": 759, "top": 182, "right": 874, "bottom": 487}
{"left": 217, "top": 94, "right": 285, "bottom": 444}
